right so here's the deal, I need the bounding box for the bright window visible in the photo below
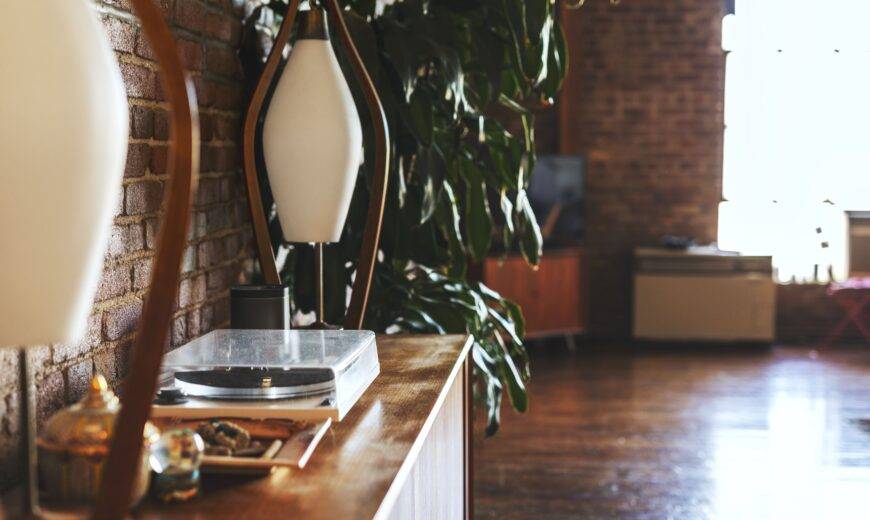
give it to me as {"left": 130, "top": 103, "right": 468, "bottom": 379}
{"left": 718, "top": 0, "right": 870, "bottom": 283}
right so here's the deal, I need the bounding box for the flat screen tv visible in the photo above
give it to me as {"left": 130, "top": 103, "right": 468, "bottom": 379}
{"left": 528, "top": 155, "right": 585, "bottom": 248}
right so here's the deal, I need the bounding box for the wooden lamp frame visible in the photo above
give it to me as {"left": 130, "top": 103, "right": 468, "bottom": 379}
{"left": 243, "top": 0, "right": 390, "bottom": 330}
{"left": 93, "top": 0, "right": 200, "bottom": 517}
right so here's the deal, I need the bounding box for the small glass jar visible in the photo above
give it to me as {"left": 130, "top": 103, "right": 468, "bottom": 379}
{"left": 37, "top": 374, "right": 159, "bottom": 506}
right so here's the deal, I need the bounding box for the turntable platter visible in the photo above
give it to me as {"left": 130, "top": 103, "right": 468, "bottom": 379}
{"left": 174, "top": 368, "right": 335, "bottom": 400}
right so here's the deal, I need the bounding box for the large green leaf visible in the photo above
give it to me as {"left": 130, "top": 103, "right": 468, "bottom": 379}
{"left": 495, "top": 332, "right": 528, "bottom": 412}
{"left": 463, "top": 159, "right": 493, "bottom": 260}
{"left": 516, "top": 190, "right": 543, "bottom": 266}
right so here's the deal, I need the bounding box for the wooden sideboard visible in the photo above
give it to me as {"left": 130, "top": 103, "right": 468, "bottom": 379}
{"left": 479, "top": 247, "right": 587, "bottom": 337}
{"left": 3, "top": 335, "right": 473, "bottom": 519}
{"left": 141, "top": 334, "right": 472, "bottom": 519}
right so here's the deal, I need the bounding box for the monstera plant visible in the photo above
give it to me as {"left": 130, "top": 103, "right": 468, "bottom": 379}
{"left": 241, "top": 0, "right": 568, "bottom": 434}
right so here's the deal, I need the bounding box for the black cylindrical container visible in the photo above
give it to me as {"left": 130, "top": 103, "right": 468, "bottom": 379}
{"left": 230, "top": 285, "right": 289, "bottom": 329}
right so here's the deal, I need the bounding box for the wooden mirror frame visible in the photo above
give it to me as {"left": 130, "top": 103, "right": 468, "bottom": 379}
{"left": 242, "top": 0, "right": 390, "bottom": 330}
{"left": 93, "top": 0, "right": 200, "bottom": 517}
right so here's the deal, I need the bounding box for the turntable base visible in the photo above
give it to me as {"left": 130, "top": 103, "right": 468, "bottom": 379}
{"left": 153, "top": 329, "right": 380, "bottom": 421}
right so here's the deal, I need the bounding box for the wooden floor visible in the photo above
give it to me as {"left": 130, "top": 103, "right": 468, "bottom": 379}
{"left": 474, "top": 342, "right": 870, "bottom": 519}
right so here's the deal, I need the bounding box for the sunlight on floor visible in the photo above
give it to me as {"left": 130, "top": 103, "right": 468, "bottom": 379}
{"left": 711, "top": 359, "right": 870, "bottom": 519}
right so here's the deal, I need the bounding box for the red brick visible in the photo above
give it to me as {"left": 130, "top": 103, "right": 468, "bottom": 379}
{"left": 171, "top": 315, "right": 187, "bottom": 347}
{"left": 154, "top": 110, "right": 171, "bottom": 141}
{"left": 200, "top": 304, "right": 215, "bottom": 332}
{"left": 107, "top": 223, "right": 144, "bottom": 257}
{"left": 213, "top": 82, "right": 242, "bottom": 110}
{"left": 114, "top": 186, "right": 125, "bottom": 217}
{"left": 119, "top": 61, "right": 159, "bottom": 100}
{"left": 175, "top": 0, "right": 207, "bottom": 34}
{"left": 125, "top": 181, "right": 164, "bottom": 215}
{"left": 223, "top": 233, "right": 241, "bottom": 259}
{"left": 2, "top": 385, "right": 21, "bottom": 436}
{"left": 178, "top": 38, "right": 203, "bottom": 71}
{"left": 198, "top": 239, "right": 225, "bottom": 269}
{"left": 130, "top": 105, "right": 154, "bottom": 139}
{"left": 212, "top": 115, "right": 237, "bottom": 141}
{"left": 145, "top": 218, "right": 159, "bottom": 249}
{"left": 206, "top": 266, "right": 228, "bottom": 293}
{"left": 134, "top": 30, "right": 157, "bottom": 61}
{"left": 93, "top": 348, "right": 122, "bottom": 389}
{"left": 191, "top": 211, "right": 208, "bottom": 239}
{"left": 193, "top": 76, "right": 214, "bottom": 107}
{"left": 65, "top": 360, "right": 94, "bottom": 404}
{"left": 95, "top": 264, "right": 132, "bottom": 302}
{"left": 219, "top": 178, "right": 233, "bottom": 201}
{"left": 124, "top": 143, "right": 152, "bottom": 178}
{"left": 205, "top": 11, "right": 236, "bottom": 43}
{"left": 210, "top": 144, "right": 238, "bottom": 171}
{"left": 196, "top": 178, "right": 221, "bottom": 205}
{"left": 133, "top": 257, "right": 154, "bottom": 290}
{"left": 103, "top": 300, "right": 143, "bottom": 341}
{"left": 198, "top": 142, "right": 213, "bottom": 172}
{"left": 36, "top": 370, "right": 65, "bottom": 427}
{"left": 103, "top": 15, "right": 137, "bottom": 54}
{"left": 205, "top": 44, "right": 241, "bottom": 78}
{"left": 178, "top": 275, "right": 207, "bottom": 308}
{"left": 199, "top": 113, "right": 214, "bottom": 142}
{"left": 187, "top": 309, "right": 202, "bottom": 338}
{"left": 150, "top": 144, "right": 168, "bottom": 174}
{"left": 114, "top": 341, "right": 133, "bottom": 380}
{"left": 206, "top": 205, "right": 230, "bottom": 233}
{"left": 182, "top": 246, "right": 197, "bottom": 273}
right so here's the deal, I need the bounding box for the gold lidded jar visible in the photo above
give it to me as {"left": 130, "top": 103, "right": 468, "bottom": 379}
{"left": 37, "top": 374, "right": 160, "bottom": 506}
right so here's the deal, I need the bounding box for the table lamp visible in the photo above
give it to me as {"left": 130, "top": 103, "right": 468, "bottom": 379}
{"left": 243, "top": 0, "right": 390, "bottom": 329}
{"left": 1, "top": 0, "right": 127, "bottom": 514}
{"left": 1, "top": 0, "right": 199, "bottom": 517}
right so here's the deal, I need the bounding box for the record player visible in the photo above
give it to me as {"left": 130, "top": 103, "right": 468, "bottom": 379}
{"left": 152, "top": 329, "right": 379, "bottom": 422}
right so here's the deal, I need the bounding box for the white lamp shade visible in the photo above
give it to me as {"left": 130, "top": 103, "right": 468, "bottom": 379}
{"left": 0, "top": 1, "right": 129, "bottom": 347}
{"left": 262, "top": 39, "right": 363, "bottom": 243}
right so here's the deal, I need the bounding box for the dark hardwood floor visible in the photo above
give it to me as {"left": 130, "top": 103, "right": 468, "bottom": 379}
{"left": 474, "top": 342, "right": 870, "bottom": 519}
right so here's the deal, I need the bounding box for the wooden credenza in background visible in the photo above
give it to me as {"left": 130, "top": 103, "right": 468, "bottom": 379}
{"left": 480, "top": 247, "right": 587, "bottom": 337}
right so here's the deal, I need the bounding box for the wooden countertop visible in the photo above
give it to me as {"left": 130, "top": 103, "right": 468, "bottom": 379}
{"left": 135, "top": 334, "right": 472, "bottom": 519}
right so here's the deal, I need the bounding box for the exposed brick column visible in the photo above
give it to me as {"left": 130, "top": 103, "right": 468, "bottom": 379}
{"left": 559, "top": 0, "right": 726, "bottom": 339}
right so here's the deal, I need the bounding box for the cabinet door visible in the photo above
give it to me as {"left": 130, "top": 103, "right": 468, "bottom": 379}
{"left": 483, "top": 249, "right": 587, "bottom": 336}
{"left": 385, "top": 365, "right": 466, "bottom": 519}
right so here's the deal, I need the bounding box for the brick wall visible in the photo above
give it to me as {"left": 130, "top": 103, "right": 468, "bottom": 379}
{"left": 559, "top": 0, "right": 726, "bottom": 339}
{"left": 0, "top": 0, "right": 255, "bottom": 488}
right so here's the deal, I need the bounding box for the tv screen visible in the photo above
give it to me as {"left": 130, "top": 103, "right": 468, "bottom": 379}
{"left": 528, "top": 155, "right": 585, "bottom": 247}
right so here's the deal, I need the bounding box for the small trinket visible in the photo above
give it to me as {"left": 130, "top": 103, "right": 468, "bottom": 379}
{"left": 37, "top": 375, "right": 159, "bottom": 506}
{"left": 154, "top": 386, "right": 189, "bottom": 405}
{"left": 197, "top": 419, "right": 251, "bottom": 454}
{"left": 150, "top": 428, "right": 205, "bottom": 502}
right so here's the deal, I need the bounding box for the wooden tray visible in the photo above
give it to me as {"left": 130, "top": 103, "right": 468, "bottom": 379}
{"left": 151, "top": 417, "right": 331, "bottom": 475}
